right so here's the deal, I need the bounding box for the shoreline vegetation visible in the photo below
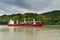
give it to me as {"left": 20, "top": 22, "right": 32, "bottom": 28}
{"left": 0, "top": 10, "right": 60, "bottom": 25}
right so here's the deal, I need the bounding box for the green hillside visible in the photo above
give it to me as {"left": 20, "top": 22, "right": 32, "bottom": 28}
{"left": 0, "top": 10, "right": 60, "bottom": 25}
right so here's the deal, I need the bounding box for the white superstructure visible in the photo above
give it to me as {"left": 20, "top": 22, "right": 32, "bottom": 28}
{"left": 8, "top": 19, "right": 14, "bottom": 24}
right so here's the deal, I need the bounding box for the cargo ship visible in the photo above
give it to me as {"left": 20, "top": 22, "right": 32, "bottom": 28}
{"left": 8, "top": 19, "right": 44, "bottom": 27}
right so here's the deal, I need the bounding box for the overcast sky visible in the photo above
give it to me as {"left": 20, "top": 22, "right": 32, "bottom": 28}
{"left": 0, "top": 0, "right": 60, "bottom": 15}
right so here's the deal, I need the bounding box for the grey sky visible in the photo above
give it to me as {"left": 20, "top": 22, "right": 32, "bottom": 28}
{"left": 0, "top": 0, "right": 60, "bottom": 15}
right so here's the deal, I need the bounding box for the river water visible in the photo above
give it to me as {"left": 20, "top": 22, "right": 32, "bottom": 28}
{"left": 0, "top": 25, "right": 60, "bottom": 40}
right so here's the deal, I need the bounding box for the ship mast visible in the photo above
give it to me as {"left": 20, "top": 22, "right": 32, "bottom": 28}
{"left": 24, "top": 19, "right": 26, "bottom": 24}
{"left": 33, "top": 18, "right": 36, "bottom": 24}
{"left": 33, "top": 13, "right": 36, "bottom": 24}
{"left": 23, "top": 14, "right": 26, "bottom": 24}
{"left": 16, "top": 20, "right": 18, "bottom": 24}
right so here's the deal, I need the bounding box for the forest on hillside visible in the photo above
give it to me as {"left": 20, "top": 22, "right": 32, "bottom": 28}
{"left": 0, "top": 10, "right": 60, "bottom": 25}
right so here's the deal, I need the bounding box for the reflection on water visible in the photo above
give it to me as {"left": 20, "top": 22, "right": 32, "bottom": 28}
{"left": 13, "top": 27, "right": 40, "bottom": 35}
{"left": 0, "top": 25, "right": 60, "bottom": 40}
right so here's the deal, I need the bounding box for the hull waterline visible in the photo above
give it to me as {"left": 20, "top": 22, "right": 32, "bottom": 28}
{"left": 8, "top": 24, "right": 44, "bottom": 28}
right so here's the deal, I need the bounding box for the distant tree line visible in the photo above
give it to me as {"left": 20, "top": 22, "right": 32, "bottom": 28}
{"left": 0, "top": 10, "right": 60, "bottom": 25}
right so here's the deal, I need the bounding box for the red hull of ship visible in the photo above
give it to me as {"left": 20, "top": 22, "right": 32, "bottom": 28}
{"left": 8, "top": 24, "right": 44, "bottom": 27}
